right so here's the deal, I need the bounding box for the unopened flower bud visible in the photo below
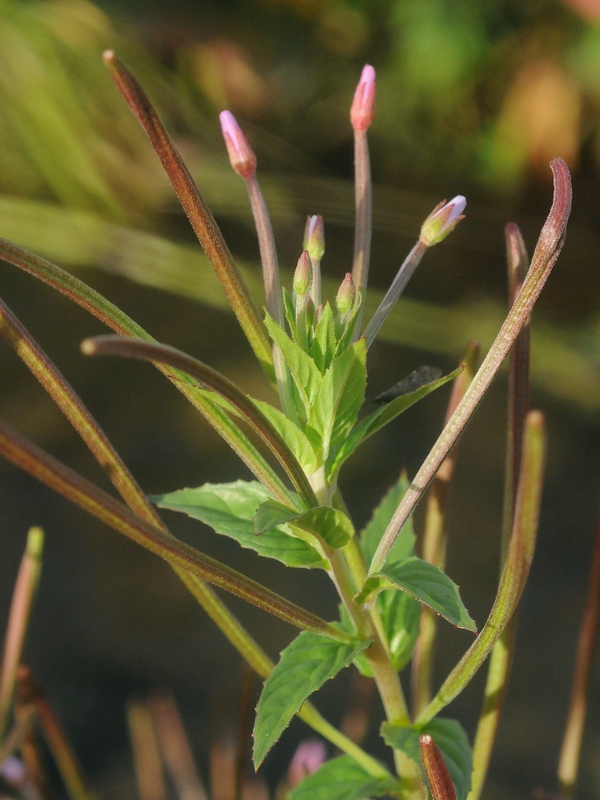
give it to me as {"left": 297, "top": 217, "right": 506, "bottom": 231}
{"left": 293, "top": 251, "right": 312, "bottom": 295}
{"left": 303, "top": 215, "right": 325, "bottom": 263}
{"left": 219, "top": 110, "right": 257, "bottom": 178}
{"left": 420, "top": 196, "right": 466, "bottom": 247}
{"left": 336, "top": 273, "right": 355, "bottom": 314}
{"left": 419, "top": 735, "right": 456, "bottom": 800}
{"left": 350, "top": 65, "right": 376, "bottom": 132}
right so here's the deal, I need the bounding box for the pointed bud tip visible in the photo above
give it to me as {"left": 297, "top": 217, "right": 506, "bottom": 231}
{"left": 336, "top": 272, "right": 355, "bottom": 314}
{"left": 303, "top": 214, "right": 325, "bottom": 261}
{"left": 293, "top": 250, "right": 313, "bottom": 295}
{"left": 219, "top": 110, "right": 257, "bottom": 178}
{"left": 102, "top": 49, "right": 115, "bottom": 64}
{"left": 351, "top": 64, "right": 376, "bottom": 131}
{"left": 420, "top": 195, "right": 467, "bottom": 247}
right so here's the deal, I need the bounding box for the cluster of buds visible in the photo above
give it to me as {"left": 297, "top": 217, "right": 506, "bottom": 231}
{"left": 217, "top": 63, "right": 465, "bottom": 362}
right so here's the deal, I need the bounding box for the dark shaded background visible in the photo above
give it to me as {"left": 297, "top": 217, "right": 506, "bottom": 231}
{"left": 0, "top": 0, "right": 600, "bottom": 797}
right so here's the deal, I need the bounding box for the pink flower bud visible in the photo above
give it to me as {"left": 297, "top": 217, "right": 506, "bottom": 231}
{"left": 293, "top": 250, "right": 313, "bottom": 295}
{"left": 303, "top": 215, "right": 325, "bottom": 262}
{"left": 219, "top": 110, "right": 257, "bottom": 178}
{"left": 350, "top": 65, "right": 376, "bottom": 132}
{"left": 288, "top": 739, "right": 327, "bottom": 787}
{"left": 420, "top": 195, "right": 466, "bottom": 247}
{"left": 336, "top": 272, "right": 355, "bottom": 314}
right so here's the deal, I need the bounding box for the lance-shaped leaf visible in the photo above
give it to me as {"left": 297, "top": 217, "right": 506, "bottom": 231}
{"left": 356, "top": 557, "right": 476, "bottom": 633}
{"left": 329, "top": 368, "right": 460, "bottom": 477}
{"left": 81, "top": 335, "right": 317, "bottom": 508}
{"left": 102, "top": 51, "right": 273, "bottom": 380}
{"left": 153, "top": 482, "right": 325, "bottom": 569}
{"left": 309, "top": 339, "right": 367, "bottom": 460}
{"left": 289, "top": 756, "right": 398, "bottom": 800}
{"left": 290, "top": 507, "right": 355, "bottom": 550}
{"left": 264, "top": 313, "right": 322, "bottom": 418}
{"left": 253, "top": 631, "right": 370, "bottom": 767}
{"left": 0, "top": 238, "right": 289, "bottom": 503}
{"left": 370, "top": 159, "right": 570, "bottom": 574}
{"left": 416, "top": 411, "right": 546, "bottom": 725}
{"left": 250, "top": 399, "right": 318, "bottom": 473}
{"left": 0, "top": 419, "right": 345, "bottom": 641}
{"left": 360, "top": 473, "right": 416, "bottom": 565}
{"left": 381, "top": 719, "right": 471, "bottom": 800}
{"left": 310, "top": 303, "right": 337, "bottom": 373}
{"left": 380, "top": 589, "right": 422, "bottom": 671}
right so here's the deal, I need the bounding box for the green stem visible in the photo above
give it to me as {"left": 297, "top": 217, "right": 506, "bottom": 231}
{"left": 0, "top": 527, "right": 43, "bottom": 740}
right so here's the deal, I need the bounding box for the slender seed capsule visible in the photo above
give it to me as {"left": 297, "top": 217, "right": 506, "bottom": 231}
{"left": 419, "top": 735, "right": 456, "bottom": 800}
{"left": 219, "top": 110, "right": 257, "bottom": 178}
{"left": 420, "top": 196, "right": 466, "bottom": 247}
{"left": 336, "top": 273, "right": 355, "bottom": 315}
{"left": 293, "top": 251, "right": 313, "bottom": 296}
{"left": 303, "top": 215, "right": 325, "bottom": 263}
{"left": 350, "top": 64, "right": 376, "bottom": 132}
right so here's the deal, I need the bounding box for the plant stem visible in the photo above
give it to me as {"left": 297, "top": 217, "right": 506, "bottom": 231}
{"left": 364, "top": 241, "right": 427, "bottom": 348}
{"left": 412, "top": 342, "right": 479, "bottom": 717}
{"left": 370, "top": 159, "right": 571, "bottom": 574}
{"left": 352, "top": 129, "right": 372, "bottom": 337}
{"left": 0, "top": 527, "right": 43, "bottom": 740}
{"left": 416, "top": 411, "right": 546, "bottom": 726}
{"left": 468, "top": 223, "right": 530, "bottom": 800}
{"left": 0, "top": 419, "right": 343, "bottom": 640}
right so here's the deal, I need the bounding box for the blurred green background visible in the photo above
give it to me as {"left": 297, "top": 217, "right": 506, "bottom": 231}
{"left": 0, "top": 0, "right": 600, "bottom": 797}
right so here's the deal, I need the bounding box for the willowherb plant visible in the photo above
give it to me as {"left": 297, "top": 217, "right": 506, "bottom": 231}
{"left": 0, "top": 51, "right": 593, "bottom": 800}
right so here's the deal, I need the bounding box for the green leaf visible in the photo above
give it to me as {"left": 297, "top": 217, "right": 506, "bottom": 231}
{"left": 381, "top": 718, "right": 472, "bottom": 800}
{"left": 290, "top": 507, "right": 355, "bottom": 550}
{"left": 250, "top": 399, "right": 318, "bottom": 473}
{"left": 253, "top": 632, "right": 370, "bottom": 767}
{"left": 283, "top": 287, "right": 297, "bottom": 340}
{"left": 329, "top": 367, "right": 460, "bottom": 477}
{"left": 339, "top": 589, "right": 420, "bottom": 676}
{"left": 310, "top": 303, "right": 336, "bottom": 373}
{"left": 152, "top": 481, "right": 324, "bottom": 568}
{"left": 356, "top": 557, "right": 476, "bottom": 632}
{"left": 254, "top": 499, "right": 301, "bottom": 534}
{"left": 264, "top": 313, "right": 321, "bottom": 417}
{"left": 360, "top": 473, "right": 416, "bottom": 566}
{"left": 288, "top": 756, "right": 398, "bottom": 800}
{"left": 380, "top": 589, "right": 421, "bottom": 671}
{"left": 310, "top": 339, "right": 367, "bottom": 459}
